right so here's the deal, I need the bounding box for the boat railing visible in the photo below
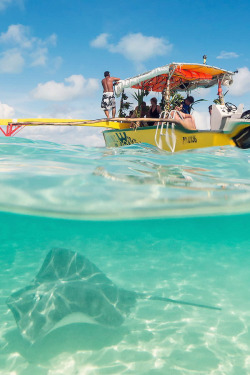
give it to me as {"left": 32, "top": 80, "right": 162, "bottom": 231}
{"left": 154, "top": 110, "right": 180, "bottom": 152}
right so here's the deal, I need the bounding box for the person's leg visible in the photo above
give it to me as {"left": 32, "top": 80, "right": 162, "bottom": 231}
{"left": 182, "top": 114, "right": 196, "bottom": 130}
{"left": 112, "top": 107, "right": 116, "bottom": 118}
{"left": 180, "top": 118, "right": 196, "bottom": 130}
{"left": 171, "top": 112, "right": 195, "bottom": 130}
{"left": 190, "top": 116, "right": 196, "bottom": 129}
{"left": 104, "top": 110, "right": 109, "bottom": 118}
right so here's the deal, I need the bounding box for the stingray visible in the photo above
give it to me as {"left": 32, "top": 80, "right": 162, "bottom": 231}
{"left": 7, "top": 248, "right": 221, "bottom": 343}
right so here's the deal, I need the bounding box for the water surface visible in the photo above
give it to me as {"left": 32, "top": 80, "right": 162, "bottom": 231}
{"left": 0, "top": 138, "right": 249, "bottom": 374}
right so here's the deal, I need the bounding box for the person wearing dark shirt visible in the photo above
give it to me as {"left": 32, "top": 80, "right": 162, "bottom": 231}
{"left": 147, "top": 97, "right": 161, "bottom": 125}
{"left": 181, "top": 96, "right": 194, "bottom": 114}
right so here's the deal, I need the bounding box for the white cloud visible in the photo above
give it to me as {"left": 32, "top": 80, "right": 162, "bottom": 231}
{"left": 0, "top": 0, "right": 12, "bottom": 10}
{"left": 192, "top": 87, "right": 211, "bottom": 98}
{"left": 0, "top": 48, "right": 25, "bottom": 73}
{"left": 30, "top": 47, "right": 48, "bottom": 66}
{"left": 229, "top": 67, "right": 250, "bottom": 96}
{"left": 32, "top": 75, "right": 99, "bottom": 101}
{"left": 0, "top": 0, "right": 22, "bottom": 11}
{"left": 217, "top": 51, "right": 239, "bottom": 59}
{"left": 0, "top": 101, "right": 15, "bottom": 117}
{"left": 90, "top": 33, "right": 109, "bottom": 48}
{"left": 112, "top": 33, "right": 172, "bottom": 62}
{"left": 0, "top": 24, "right": 31, "bottom": 48}
{"left": 91, "top": 32, "right": 172, "bottom": 64}
{"left": 0, "top": 24, "right": 59, "bottom": 72}
{"left": 0, "top": 0, "right": 24, "bottom": 12}
{"left": 46, "top": 33, "right": 57, "bottom": 46}
{"left": 53, "top": 56, "right": 63, "bottom": 70}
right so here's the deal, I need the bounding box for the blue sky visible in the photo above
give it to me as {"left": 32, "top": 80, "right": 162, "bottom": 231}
{"left": 0, "top": 0, "right": 250, "bottom": 145}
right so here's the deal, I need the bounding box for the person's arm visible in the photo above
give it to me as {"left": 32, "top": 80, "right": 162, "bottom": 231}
{"left": 182, "top": 113, "right": 192, "bottom": 119}
{"left": 111, "top": 77, "right": 120, "bottom": 82}
{"left": 131, "top": 107, "right": 138, "bottom": 118}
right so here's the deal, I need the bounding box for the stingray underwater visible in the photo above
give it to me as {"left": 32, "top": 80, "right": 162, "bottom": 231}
{"left": 7, "top": 248, "right": 221, "bottom": 343}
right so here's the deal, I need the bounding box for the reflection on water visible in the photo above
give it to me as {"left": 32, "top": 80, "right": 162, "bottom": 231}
{"left": 0, "top": 139, "right": 249, "bottom": 218}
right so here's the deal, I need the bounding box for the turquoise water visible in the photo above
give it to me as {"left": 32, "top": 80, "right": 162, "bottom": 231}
{"left": 0, "top": 138, "right": 250, "bottom": 374}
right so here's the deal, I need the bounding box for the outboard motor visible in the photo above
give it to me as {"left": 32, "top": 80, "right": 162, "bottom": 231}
{"left": 241, "top": 110, "right": 250, "bottom": 119}
{"left": 233, "top": 126, "right": 250, "bottom": 149}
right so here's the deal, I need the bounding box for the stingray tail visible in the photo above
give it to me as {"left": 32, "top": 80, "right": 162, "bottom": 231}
{"left": 138, "top": 294, "right": 221, "bottom": 311}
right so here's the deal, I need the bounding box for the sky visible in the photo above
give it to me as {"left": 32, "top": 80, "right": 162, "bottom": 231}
{"left": 0, "top": 0, "right": 250, "bottom": 146}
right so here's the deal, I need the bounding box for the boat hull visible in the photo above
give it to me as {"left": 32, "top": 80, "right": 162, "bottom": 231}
{"left": 103, "top": 121, "right": 250, "bottom": 152}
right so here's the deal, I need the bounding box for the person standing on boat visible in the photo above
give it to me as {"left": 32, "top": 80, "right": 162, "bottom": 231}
{"left": 101, "top": 71, "right": 120, "bottom": 118}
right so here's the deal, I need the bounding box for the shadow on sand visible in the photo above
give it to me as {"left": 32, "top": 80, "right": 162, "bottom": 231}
{"left": 3, "top": 323, "right": 128, "bottom": 363}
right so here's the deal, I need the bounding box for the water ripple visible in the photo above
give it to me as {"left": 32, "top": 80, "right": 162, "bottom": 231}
{"left": 0, "top": 138, "right": 249, "bottom": 219}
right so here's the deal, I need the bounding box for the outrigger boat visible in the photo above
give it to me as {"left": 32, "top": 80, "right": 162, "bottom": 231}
{"left": 0, "top": 62, "right": 250, "bottom": 152}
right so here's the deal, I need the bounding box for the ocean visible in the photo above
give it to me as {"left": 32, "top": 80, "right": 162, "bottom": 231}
{"left": 0, "top": 137, "right": 249, "bottom": 375}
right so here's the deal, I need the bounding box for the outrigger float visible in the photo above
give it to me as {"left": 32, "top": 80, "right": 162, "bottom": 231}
{"left": 1, "top": 62, "right": 250, "bottom": 152}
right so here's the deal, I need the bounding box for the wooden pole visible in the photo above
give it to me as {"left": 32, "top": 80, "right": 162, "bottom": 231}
{"left": 10, "top": 117, "right": 180, "bottom": 126}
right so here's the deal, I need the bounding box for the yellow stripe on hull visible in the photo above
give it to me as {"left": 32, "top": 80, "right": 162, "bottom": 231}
{"left": 0, "top": 118, "right": 130, "bottom": 130}
{"left": 103, "top": 122, "right": 250, "bottom": 152}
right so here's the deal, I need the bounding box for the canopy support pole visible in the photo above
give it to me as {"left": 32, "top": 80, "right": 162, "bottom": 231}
{"left": 218, "top": 78, "right": 225, "bottom": 105}
{"left": 164, "top": 65, "right": 176, "bottom": 113}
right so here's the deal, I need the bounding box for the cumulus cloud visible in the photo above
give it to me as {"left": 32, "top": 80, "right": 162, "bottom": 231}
{"left": 90, "top": 33, "right": 109, "bottom": 48}
{"left": 0, "top": 24, "right": 31, "bottom": 47}
{"left": 30, "top": 47, "right": 48, "bottom": 66}
{"left": 217, "top": 51, "right": 239, "bottom": 59}
{"left": 0, "top": 101, "right": 15, "bottom": 117}
{"left": 192, "top": 87, "right": 211, "bottom": 98}
{"left": 0, "top": 0, "right": 12, "bottom": 10}
{"left": 229, "top": 67, "right": 250, "bottom": 96}
{"left": 0, "top": 24, "right": 59, "bottom": 72}
{"left": 91, "top": 32, "right": 172, "bottom": 64}
{"left": 0, "top": 48, "right": 25, "bottom": 72}
{"left": 32, "top": 75, "right": 99, "bottom": 101}
{"left": 0, "top": 0, "right": 23, "bottom": 11}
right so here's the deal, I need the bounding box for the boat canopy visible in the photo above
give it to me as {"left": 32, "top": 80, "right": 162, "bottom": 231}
{"left": 115, "top": 63, "right": 234, "bottom": 96}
